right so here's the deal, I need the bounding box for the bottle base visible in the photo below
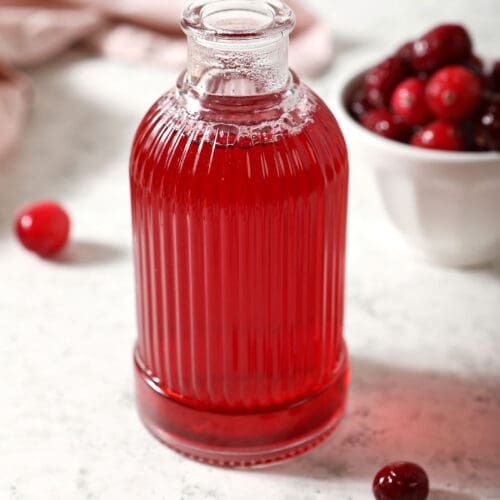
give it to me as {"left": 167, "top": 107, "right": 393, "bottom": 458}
{"left": 134, "top": 343, "right": 349, "bottom": 467}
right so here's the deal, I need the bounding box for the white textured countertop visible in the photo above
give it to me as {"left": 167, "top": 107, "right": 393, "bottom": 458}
{"left": 1, "top": 1, "right": 499, "bottom": 499}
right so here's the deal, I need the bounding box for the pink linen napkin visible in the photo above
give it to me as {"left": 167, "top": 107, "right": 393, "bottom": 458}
{"left": 0, "top": 0, "right": 334, "bottom": 160}
{"left": 0, "top": 65, "right": 31, "bottom": 161}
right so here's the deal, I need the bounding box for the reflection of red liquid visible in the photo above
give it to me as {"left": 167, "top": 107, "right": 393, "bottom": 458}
{"left": 130, "top": 89, "right": 349, "bottom": 465}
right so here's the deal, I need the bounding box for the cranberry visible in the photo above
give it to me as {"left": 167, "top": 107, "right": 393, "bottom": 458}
{"left": 349, "top": 87, "right": 372, "bottom": 120}
{"left": 15, "top": 201, "right": 70, "bottom": 257}
{"left": 474, "top": 100, "right": 500, "bottom": 151}
{"left": 425, "top": 65, "right": 481, "bottom": 121}
{"left": 361, "top": 109, "right": 409, "bottom": 141}
{"left": 464, "top": 54, "right": 484, "bottom": 76}
{"left": 490, "top": 61, "right": 500, "bottom": 92}
{"left": 391, "top": 77, "right": 432, "bottom": 126}
{"left": 410, "top": 24, "right": 472, "bottom": 72}
{"left": 410, "top": 121, "right": 465, "bottom": 151}
{"left": 365, "top": 56, "right": 409, "bottom": 108}
{"left": 462, "top": 120, "right": 477, "bottom": 151}
{"left": 396, "top": 41, "right": 413, "bottom": 63}
{"left": 373, "top": 462, "right": 429, "bottom": 500}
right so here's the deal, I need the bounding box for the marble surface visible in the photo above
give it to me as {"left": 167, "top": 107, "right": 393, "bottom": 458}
{"left": 1, "top": 1, "right": 499, "bottom": 499}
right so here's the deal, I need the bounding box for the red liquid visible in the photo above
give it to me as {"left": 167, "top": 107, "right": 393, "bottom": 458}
{"left": 130, "top": 87, "right": 349, "bottom": 465}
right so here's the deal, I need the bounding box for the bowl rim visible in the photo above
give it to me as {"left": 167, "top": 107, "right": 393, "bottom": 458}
{"left": 334, "top": 65, "right": 500, "bottom": 164}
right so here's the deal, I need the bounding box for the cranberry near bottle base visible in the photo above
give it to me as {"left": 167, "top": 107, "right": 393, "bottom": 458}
{"left": 130, "top": 0, "right": 349, "bottom": 466}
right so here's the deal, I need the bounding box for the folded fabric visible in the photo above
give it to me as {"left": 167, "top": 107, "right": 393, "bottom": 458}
{"left": 0, "top": 65, "right": 32, "bottom": 161}
{"left": 0, "top": 0, "right": 334, "bottom": 160}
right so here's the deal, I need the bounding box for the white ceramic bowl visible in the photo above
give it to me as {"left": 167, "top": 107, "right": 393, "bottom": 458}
{"left": 334, "top": 69, "right": 500, "bottom": 267}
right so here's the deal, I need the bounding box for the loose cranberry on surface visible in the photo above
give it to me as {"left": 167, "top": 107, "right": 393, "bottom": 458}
{"left": 410, "top": 121, "right": 465, "bottom": 151}
{"left": 15, "top": 201, "right": 70, "bottom": 257}
{"left": 474, "top": 101, "right": 500, "bottom": 151}
{"left": 365, "top": 56, "right": 409, "bottom": 108}
{"left": 349, "top": 87, "right": 372, "bottom": 119}
{"left": 410, "top": 24, "right": 472, "bottom": 73}
{"left": 373, "top": 461, "right": 429, "bottom": 500}
{"left": 391, "top": 77, "right": 432, "bottom": 126}
{"left": 425, "top": 65, "right": 481, "bottom": 121}
{"left": 361, "top": 109, "right": 409, "bottom": 141}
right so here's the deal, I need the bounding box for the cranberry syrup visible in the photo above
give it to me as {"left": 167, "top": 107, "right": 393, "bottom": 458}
{"left": 130, "top": 1, "right": 349, "bottom": 466}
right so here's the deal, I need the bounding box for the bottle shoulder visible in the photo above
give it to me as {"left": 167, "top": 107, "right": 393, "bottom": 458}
{"left": 133, "top": 80, "right": 342, "bottom": 148}
{"left": 130, "top": 81, "right": 348, "bottom": 192}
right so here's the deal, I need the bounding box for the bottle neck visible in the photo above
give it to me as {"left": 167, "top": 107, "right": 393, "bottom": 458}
{"left": 185, "top": 34, "right": 291, "bottom": 97}
{"left": 181, "top": 0, "right": 295, "bottom": 98}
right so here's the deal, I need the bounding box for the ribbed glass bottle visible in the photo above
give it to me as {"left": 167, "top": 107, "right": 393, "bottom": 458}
{"left": 130, "top": 0, "right": 349, "bottom": 466}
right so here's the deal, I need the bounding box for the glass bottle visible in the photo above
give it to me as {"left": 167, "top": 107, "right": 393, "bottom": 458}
{"left": 130, "top": 0, "right": 349, "bottom": 466}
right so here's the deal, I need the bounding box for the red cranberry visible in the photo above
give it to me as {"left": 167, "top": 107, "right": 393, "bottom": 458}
{"left": 464, "top": 54, "right": 484, "bottom": 76}
{"left": 410, "top": 121, "right": 465, "bottom": 151}
{"left": 365, "top": 56, "right": 409, "bottom": 108}
{"left": 490, "top": 61, "right": 500, "bottom": 92}
{"left": 474, "top": 100, "right": 500, "bottom": 151}
{"left": 425, "top": 65, "right": 481, "bottom": 121}
{"left": 462, "top": 120, "right": 477, "bottom": 151}
{"left": 410, "top": 24, "right": 472, "bottom": 72}
{"left": 373, "top": 462, "right": 429, "bottom": 500}
{"left": 396, "top": 41, "right": 413, "bottom": 63}
{"left": 391, "top": 77, "right": 432, "bottom": 126}
{"left": 15, "top": 201, "right": 70, "bottom": 257}
{"left": 349, "top": 87, "right": 372, "bottom": 120}
{"left": 361, "top": 109, "right": 409, "bottom": 141}
{"left": 463, "top": 55, "right": 493, "bottom": 94}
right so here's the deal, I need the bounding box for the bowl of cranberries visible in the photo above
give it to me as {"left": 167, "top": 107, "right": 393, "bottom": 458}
{"left": 336, "top": 24, "right": 500, "bottom": 267}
